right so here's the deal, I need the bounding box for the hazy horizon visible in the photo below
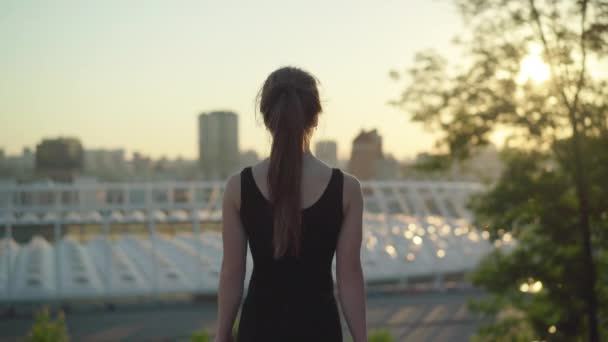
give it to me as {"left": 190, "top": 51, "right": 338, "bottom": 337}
{"left": 0, "top": 0, "right": 464, "bottom": 160}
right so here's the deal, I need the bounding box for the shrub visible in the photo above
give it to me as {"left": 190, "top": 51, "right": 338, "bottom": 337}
{"left": 369, "top": 329, "right": 394, "bottom": 342}
{"left": 190, "top": 329, "right": 210, "bottom": 342}
{"left": 26, "top": 307, "right": 69, "bottom": 342}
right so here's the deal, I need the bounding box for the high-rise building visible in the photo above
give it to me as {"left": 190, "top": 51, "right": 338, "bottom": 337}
{"left": 84, "top": 149, "right": 127, "bottom": 179}
{"left": 375, "top": 154, "right": 401, "bottom": 179}
{"left": 35, "top": 137, "right": 84, "bottom": 182}
{"left": 0, "top": 147, "right": 36, "bottom": 181}
{"left": 198, "top": 111, "right": 239, "bottom": 180}
{"left": 132, "top": 152, "right": 153, "bottom": 177}
{"left": 348, "top": 129, "right": 383, "bottom": 180}
{"left": 314, "top": 140, "right": 338, "bottom": 167}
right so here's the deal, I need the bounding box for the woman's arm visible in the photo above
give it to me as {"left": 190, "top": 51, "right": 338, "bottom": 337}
{"left": 336, "top": 174, "right": 367, "bottom": 342}
{"left": 215, "top": 174, "right": 247, "bottom": 342}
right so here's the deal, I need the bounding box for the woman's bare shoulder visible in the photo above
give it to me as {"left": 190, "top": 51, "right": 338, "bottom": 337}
{"left": 339, "top": 170, "right": 362, "bottom": 209}
{"left": 341, "top": 170, "right": 361, "bottom": 191}
{"left": 223, "top": 170, "right": 243, "bottom": 209}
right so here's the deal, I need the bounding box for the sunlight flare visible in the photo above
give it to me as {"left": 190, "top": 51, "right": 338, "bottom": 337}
{"left": 517, "top": 44, "right": 551, "bottom": 84}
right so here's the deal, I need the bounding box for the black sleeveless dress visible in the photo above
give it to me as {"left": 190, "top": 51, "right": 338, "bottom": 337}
{"left": 237, "top": 166, "right": 344, "bottom": 342}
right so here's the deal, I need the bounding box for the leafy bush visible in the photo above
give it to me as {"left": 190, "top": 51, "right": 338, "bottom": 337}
{"left": 190, "top": 329, "right": 210, "bottom": 342}
{"left": 26, "top": 307, "right": 69, "bottom": 342}
{"left": 368, "top": 329, "right": 394, "bottom": 342}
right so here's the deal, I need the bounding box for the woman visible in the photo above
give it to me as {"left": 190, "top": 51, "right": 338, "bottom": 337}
{"left": 215, "top": 66, "right": 367, "bottom": 342}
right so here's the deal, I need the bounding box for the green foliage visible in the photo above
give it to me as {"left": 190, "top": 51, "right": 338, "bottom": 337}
{"left": 368, "top": 329, "right": 394, "bottom": 342}
{"left": 26, "top": 307, "right": 69, "bottom": 342}
{"left": 467, "top": 137, "right": 608, "bottom": 340}
{"left": 347, "top": 329, "right": 394, "bottom": 342}
{"left": 392, "top": 0, "right": 608, "bottom": 340}
{"left": 391, "top": 2, "right": 608, "bottom": 161}
{"left": 190, "top": 329, "right": 210, "bottom": 342}
{"left": 470, "top": 313, "right": 537, "bottom": 342}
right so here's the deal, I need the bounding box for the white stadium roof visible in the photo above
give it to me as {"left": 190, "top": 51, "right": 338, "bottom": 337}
{"left": 0, "top": 180, "right": 513, "bottom": 302}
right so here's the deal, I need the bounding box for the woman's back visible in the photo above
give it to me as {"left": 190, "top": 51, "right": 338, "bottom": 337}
{"left": 237, "top": 160, "right": 344, "bottom": 341}
{"left": 214, "top": 66, "right": 366, "bottom": 342}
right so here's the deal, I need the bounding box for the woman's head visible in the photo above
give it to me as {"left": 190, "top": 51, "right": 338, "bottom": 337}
{"left": 258, "top": 66, "right": 322, "bottom": 258}
{"left": 259, "top": 66, "right": 321, "bottom": 142}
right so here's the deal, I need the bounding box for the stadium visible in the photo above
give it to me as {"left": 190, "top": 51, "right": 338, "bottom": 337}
{"left": 0, "top": 179, "right": 513, "bottom": 303}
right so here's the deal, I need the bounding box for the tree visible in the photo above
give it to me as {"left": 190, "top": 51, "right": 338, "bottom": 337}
{"left": 468, "top": 140, "right": 608, "bottom": 341}
{"left": 390, "top": 0, "right": 607, "bottom": 340}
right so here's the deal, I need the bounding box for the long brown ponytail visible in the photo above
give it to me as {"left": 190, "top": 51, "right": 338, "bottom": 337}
{"left": 258, "top": 66, "right": 322, "bottom": 258}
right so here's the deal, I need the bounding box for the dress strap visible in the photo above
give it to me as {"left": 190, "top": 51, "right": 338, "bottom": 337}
{"left": 240, "top": 166, "right": 254, "bottom": 208}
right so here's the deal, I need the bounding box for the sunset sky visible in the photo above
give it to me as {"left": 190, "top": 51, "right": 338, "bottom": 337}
{"left": 0, "top": 0, "right": 464, "bottom": 160}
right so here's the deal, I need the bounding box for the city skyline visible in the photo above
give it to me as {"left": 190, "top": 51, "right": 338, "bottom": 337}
{"left": 0, "top": 125, "right": 422, "bottom": 163}
{"left": 0, "top": 0, "right": 465, "bottom": 161}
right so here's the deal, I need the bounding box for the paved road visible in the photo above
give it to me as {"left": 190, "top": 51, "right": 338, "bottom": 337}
{"left": 0, "top": 290, "right": 484, "bottom": 341}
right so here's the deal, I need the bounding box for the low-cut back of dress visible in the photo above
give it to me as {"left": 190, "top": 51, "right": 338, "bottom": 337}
{"left": 237, "top": 166, "right": 344, "bottom": 342}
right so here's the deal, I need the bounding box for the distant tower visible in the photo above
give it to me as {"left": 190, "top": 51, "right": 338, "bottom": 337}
{"left": 198, "top": 111, "right": 239, "bottom": 180}
{"left": 348, "top": 129, "right": 383, "bottom": 180}
{"left": 314, "top": 140, "right": 338, "bottom": 167}
{"left": 84, "top": 149, "right": 127, "bottom": 179}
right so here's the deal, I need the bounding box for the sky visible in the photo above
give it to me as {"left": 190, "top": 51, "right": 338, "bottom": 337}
{"left": 0, "top": 0, "right": 464, "bottom": 161}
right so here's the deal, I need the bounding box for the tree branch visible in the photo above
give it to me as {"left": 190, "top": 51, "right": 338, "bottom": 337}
{"left": 528, "top": 0, "right": 574, "bottom": 113}
{"left": 549, "top": 0, "right": 573, "bottom": 85}
{"left": 570, "top": 0, "right": 589, "bottom": 119}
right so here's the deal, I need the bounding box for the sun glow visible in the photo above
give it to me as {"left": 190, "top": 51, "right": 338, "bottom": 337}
{"left": 517, "top": 44, "right": 551, "bottom": 84}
